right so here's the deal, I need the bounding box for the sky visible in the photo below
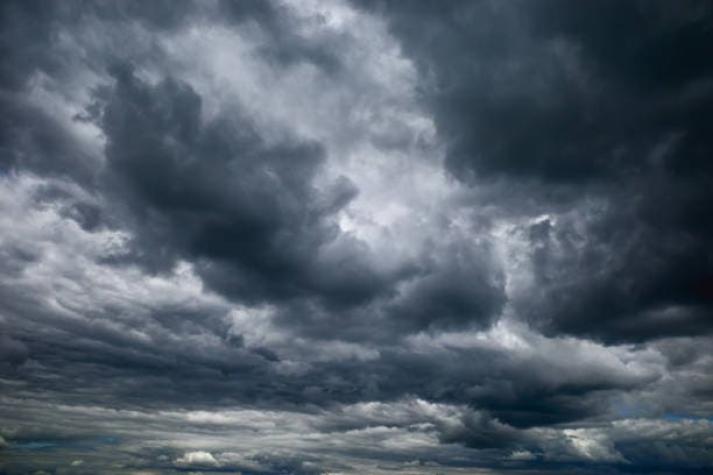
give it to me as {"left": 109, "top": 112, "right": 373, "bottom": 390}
{"left": 1, "top": 0, "right": 713, "bottom": 474}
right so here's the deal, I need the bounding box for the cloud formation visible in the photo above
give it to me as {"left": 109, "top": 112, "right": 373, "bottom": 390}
{"left": 1, "top": 0, "right": 712, "bottom": 474}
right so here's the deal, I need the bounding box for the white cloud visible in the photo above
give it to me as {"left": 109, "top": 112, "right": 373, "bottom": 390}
{"left": 175, "top": 450, "right": 220, "bottom": 467}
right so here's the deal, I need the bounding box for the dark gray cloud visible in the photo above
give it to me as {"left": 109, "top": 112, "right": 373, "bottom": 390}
{"left": 363, "top": 0, "right": 713, "bottom": 182}
{"left": 359, "top": 0, "right": 713, "bottom": 344}
{"left": 1, "top": 0, "right": 712, "bottom": 474}
{"left": 99, "top": 63, "right": 359, "bottom": 301}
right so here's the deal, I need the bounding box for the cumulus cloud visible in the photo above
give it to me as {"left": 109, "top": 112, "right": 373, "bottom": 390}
{"left": 0, "top": 0, "right": 712, "bottom": 474}
{"left": 361, "top": 0, "right": 713, "bottom": 344}
{"left": 175, "top": 451, "right": 220, "bottom": 467}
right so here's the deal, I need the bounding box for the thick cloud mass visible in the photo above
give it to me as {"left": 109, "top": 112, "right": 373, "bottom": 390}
{"left": 362, "top": 0, "right": 713, "bottom": 343}
{"left": 1, "top": 1, "right": 712, "bottom": 474}
{"left": 100, "top": 63, "right": 364, "bottom": 303}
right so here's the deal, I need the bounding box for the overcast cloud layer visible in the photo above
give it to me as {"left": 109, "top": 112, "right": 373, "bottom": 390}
{"left": 1, "top": 1, "right": 712, "bottom": 474}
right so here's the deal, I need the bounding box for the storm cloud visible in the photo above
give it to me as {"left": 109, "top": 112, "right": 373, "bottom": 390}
{"left": 1, "top": 1, "right": 712, "bottom": 474}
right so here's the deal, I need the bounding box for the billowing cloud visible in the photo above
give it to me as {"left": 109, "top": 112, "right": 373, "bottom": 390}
{"left": 359, "top": 0, "right": 713, "bottom": 344}
{"left": 1, "top": 0, "right": 712, "bottom": 474}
